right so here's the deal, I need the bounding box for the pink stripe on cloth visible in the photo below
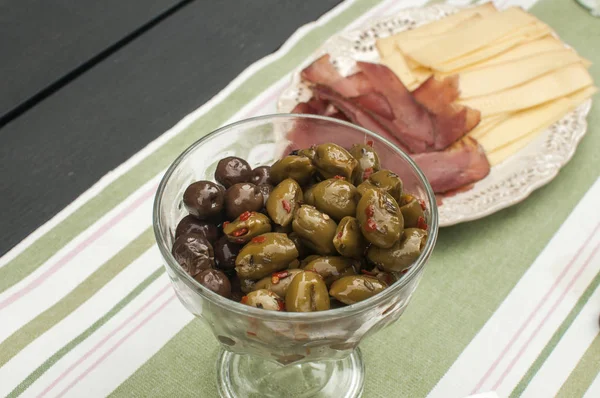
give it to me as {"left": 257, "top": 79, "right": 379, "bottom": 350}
{"left": 0, "top": 185, "right": 157, "bottom": 312}
{"left": 491, "top": 239, "right": 600, "bottom": 390}
{"left": 38, "top": 284, "right": 171, "bottom": 397}
{"left": 53, "top": 294, "right": 177, "bottom": 398}
{"left": 472, "top": 220, "right": 600, "bottom": 393}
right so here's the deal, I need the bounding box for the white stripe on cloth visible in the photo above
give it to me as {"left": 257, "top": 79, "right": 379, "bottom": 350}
{"left": 522, "top": 280, "right": 600, "bottom": 397}
{"left": 584, "top": 371, "right": 600, "bottom": 398}
{"left": 23, "top": 275, "right": 190, "bottom": 398}
{"left": 427, "top": 177, "right": 600, "bottom": 398}
{"left": 0, "top": 247, "right": 162, "bottom": 397}
{"left": 0, "top": 175, "right": 160, "bottom": 342}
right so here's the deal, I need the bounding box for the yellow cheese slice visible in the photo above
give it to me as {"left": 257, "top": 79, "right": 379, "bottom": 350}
{"left": 391, "top": 3, "right": 497, "bottom": 42}
{"left": 406, "top": 8, "right": 536, "bottom": 67}
{"left": 434, "top": 23, "right": 552, "bottom": 72}
{"left": 380, "top": 52, "right": 415, "bottom": 87}
{"left": 469, "top": 37, "right": 566, "bottom": 69}
{"left": 458, "top": 64, "right": 593, "bottom": 116}
{"left": 396, "top": 14, "right": 483, "bottom": 55}
{"left": 479, "top": 97, "right": 573, "bottom": 153}
{"left": 485, "top": 86, "right": 597, "bottom": 165}
{"left": 459, "top": 49, "right": 583, "bottom": 99}
{"left": 469, "top": 114, "right": 510, "bottom": 139}
{"left": 376, "top": 36, "right": 398, "bottom": 58}
{"left": 437, "top": 37, "right": 566, "bottom": 77}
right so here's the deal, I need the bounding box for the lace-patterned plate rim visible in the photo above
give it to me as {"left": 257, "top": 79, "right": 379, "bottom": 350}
{"left": 277, "top": 3, "right": 593, "bottom": 227}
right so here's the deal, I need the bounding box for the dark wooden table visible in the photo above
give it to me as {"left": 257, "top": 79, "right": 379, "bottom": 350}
{"left": 0, "top": 0, "right": 341, "bottom": 255}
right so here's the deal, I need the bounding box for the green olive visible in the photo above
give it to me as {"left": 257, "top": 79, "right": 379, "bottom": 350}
{"left": 242, "top": 289, "right": 283, "bottom": 311}
{"left": 356, "top": 188, "right": 403, "bottom": 249}
{"left": 235, "top": 233, "right": 299, "bottom": 280}
{"left": 266, "top": 178, "right": 302, "bottom": 227}
{"left": 349, "top": 144, "right": 381, "bottom": 185}
{"left": 300, "top": 254, "right": 321, "bottom": 267}
{"left": 253, "top": 269, "right": 303, "bottom": 298}
{"left": 333, "top": 216, "right": 368, "bottom": 259}
{"left": 309, "top": 178, "right": 358, "bottom": 221}
{"left": 298, "top": 147, "right": 316, "bottom": 162}
{"left": 285, "top": 271, "right": 330, "bottom": 312}
{"left": 270, "top": 155, "right": 315, "bottom": 185}
{"left": 223, "top": 211, "right": 271, "bottom": 243}
{"left": 303, "top": 185, "right": 316, "bottom": 206}
{"left": 313, "top": 143, "right": 358, "bottom": 180}
{"left": 239, "top": 278, "right": 256, "bottom": 294}
{"left": 400, "top": 195, "right": 425, "bottom": 228}
{"left": 288, "top": 232, "right": 310, "bottom": 259}
{"left": 357, "top": 170, "right": 403, "bottom": 202}
{"left": 303, "top": 256, "right": 358, "bottom": 286}
{"left": 366, "top": 228, "right": 427, "bottom": 272}
{"left": 292, "top": 205, "right": 338, "bottom": 255}
{"left": 329, "top": 275, "right": 387, "bottom": 305}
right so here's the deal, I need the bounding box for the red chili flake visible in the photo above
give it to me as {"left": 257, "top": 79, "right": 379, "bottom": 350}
{"left": 247, "top": 331, "right": 257, "bottom": 337}
{"left": 365, "top": 218, "right": 377, "bottom": 232}
{"left": 251, "top": 236, "right": 266, "bottom": 244}
{"left": 365, "top": 204, "right": 375, "bottom": 218}
{"left": 337, "top": 231, "right": 343, "bottom": 239}
{"left": 273, "top": 270, "right": 289, "bottom": 279}
{"left": 232, "top": 228, "right": 248, "bottom": 237}
{"left": 241, "top": 296, "right": 249, "bottom": 304}
{"left": 418, "top": 199, "right": 427, "bottom": 211}
{"left": 239, "top": 211, "right": 252, "bottom": 221}
{"left": 277, "top": 300, "right": 285, "bottom": 311}
{"left": 281, "top": 199, "right": 291, "bottom": 213}
{"left": 362, "top": 167, "right": 374, "bottom": 181}
{"left": 416, "top": 216, "right": 428, "bottom": 230}
{"left": 271, "top": 275, "right": 280, "bottom": 284}
{"left": 366, "top": 140, "right": 374, "bottom": 147}
{"left": 361, "top": 269, "right": 377, "bottom": 276}
{"left": 334, "top": 175, "right": 345, "bottom": 180}
{"left": 222, "top": 221, "right": 230, "bottom": 228}
{"left": 400, "top": 268, "right": 410, "bottom": 275}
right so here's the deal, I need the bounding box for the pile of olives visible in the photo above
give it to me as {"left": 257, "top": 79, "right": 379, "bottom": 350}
{"left": 172, "top": 142, "right": 428, "bottom": 312}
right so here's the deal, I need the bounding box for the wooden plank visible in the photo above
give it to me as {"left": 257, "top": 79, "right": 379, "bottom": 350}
{"left": 0, "top": 0, "right": 185, "bottom": 122}
{"left": 0, "top": 0, "right": 341, "bottom": 255}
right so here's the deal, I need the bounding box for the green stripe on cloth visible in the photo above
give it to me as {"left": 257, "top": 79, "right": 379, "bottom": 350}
{"left": 511, "top": 271, "right": 600, "bottom": 397}
{"left": 8, "top": 267, "right": 165, "bottom": 397}
{"left": 0, "top": 0, "right": 384, "bottom": 295}
{"left": 557, "top": 332, "right": 600, "bottom": 398}
{"left": 0, "top": 229, "right": 155, "bottom": 368}
{"left": 111, "top": 0, "right": 600, "bottom": 396}
{"left": 109, "top": 320, "right": 219, "bottom": 397}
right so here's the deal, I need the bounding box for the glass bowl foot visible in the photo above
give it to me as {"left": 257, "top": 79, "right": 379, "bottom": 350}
{"left": 216, "top": 348, "right": 364, "bottom": 398}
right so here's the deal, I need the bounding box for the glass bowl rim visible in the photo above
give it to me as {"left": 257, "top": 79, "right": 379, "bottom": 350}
{"left": 153, "top": 113, "right": 439, "bottom": 321}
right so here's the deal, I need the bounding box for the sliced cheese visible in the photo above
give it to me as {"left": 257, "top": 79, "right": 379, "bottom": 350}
{"left": 396, "top": 14, "right": 483, "bottom": 55}
{"left": 485, "top": 86, "right": 597, "bottom": 165}
{"left": 380, "top": 52, "right": 415, "bottom": 87}
{"left": 469, "top": 37, "right": 566, "bottom": 69}
{"left": 391, "top": 3, "right": 497, "bottom": 42}
{"left": 376, "top": 35, "right": 398, "bottom": 58}
{"left": 437, "top": 37, "right": 566, "bottom": 77}
{"left": 479, "top": 97, "right": 573, "bottom": 153}
{"left": 458, "top": 64, "right": 593, "bottom": 116}
{"left": 435, "top": 23, "right": 552, "bottom": 72}
{"left": 406, "top": 8, "right": 536, "bottom": 67}
{"left": 459, "top": 49, "right": 583, "bottom": 99}
{"left": 469, "top": 114, "right": 511, "bottom": 139}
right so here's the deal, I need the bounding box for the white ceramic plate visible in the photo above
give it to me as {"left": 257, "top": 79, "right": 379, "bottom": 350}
{"left": 277, "top": 3, "right": 592, "bottom": 227}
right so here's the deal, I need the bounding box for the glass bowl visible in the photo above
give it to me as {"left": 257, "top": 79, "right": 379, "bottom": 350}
{"left": 153, "top": 114, "right": 438, "bottom": 398}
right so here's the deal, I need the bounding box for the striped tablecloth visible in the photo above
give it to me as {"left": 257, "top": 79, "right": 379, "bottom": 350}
{"left": 1, "top": 0, "right": 599, "bottom": 397}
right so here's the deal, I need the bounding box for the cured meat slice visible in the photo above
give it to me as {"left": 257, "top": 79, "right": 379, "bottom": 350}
{"left": 411, "top": 137, "right": 490, "bottom": 193}
{"left": 351, "top": 92, "right": 394, "bottom": 119}
{"left": 357, "top": 61, "right": 437, "bottom": 146}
